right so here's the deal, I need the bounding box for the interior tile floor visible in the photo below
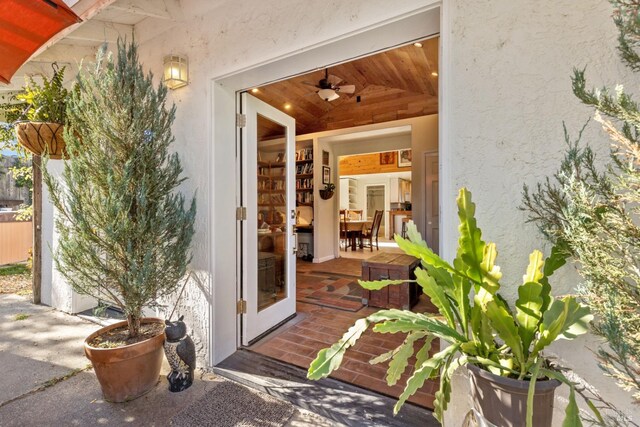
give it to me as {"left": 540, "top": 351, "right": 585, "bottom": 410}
{"left": 339, "top": 238, "right": 404, "bottom": 261}
{"left": 248, "top": 255, "right": 438, "bottom": 409}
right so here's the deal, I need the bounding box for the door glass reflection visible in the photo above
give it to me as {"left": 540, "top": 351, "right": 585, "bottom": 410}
{"left": 256, "top": 114, "right": 287, "bottom": 311}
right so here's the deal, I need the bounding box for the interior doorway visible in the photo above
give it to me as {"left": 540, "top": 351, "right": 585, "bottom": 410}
{"left": 366, "top": 185, "right": 384, "bottom": 223}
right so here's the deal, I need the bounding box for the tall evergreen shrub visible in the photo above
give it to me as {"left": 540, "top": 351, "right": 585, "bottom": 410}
{"left": 523, "top": 1, "right": 640, "bottom": 403}
{"left": 45, "top": 40, "right": 196, "bottom": 337}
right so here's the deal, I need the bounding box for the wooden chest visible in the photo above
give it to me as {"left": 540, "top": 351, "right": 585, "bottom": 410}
{"left": 361, "top": 253, "right": 421, "bottom": 309}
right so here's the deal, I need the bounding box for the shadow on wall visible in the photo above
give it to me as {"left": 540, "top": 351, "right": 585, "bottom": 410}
{"left": 158, "top": 269, "right": 212, "bottom": 366}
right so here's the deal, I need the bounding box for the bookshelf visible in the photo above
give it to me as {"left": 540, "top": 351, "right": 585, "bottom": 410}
{"left": 295, "top": 147, "right": 313, "bottom": 206}
{"left": 257, "top": 160, "right": 286, "bottom": 229}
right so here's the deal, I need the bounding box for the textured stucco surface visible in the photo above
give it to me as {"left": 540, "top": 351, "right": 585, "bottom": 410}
{"left": 442, "top": 0, "right": 640, "bottom": 421}
{"left": 443, "top": 0, "right": 636, "bottom": 297}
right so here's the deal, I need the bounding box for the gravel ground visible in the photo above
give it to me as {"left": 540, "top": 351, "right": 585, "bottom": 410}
{"left": 0, "top": 267, "right": 32, "bottom": 296}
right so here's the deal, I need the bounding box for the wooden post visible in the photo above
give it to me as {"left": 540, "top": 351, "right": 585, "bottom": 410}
{"left": 32, "top": 155, "right": 42, "bottom": 304}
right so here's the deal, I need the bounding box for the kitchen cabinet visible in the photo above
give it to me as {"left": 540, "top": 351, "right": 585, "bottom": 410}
{"left": 390, "top": 178, "right": 412, "bottom": 203}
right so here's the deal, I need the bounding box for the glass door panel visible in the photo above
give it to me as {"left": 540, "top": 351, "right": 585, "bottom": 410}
{"left": 256, "top": 114, "right": 288, "bottom": 311}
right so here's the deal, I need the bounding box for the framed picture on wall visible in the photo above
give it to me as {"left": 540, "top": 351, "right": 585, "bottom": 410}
{"left": 398, "top": 149, "right": 412, "bottom": 167}
{"left": 322, "top": 166, "right": 330, "bottom": 185}
{"left": 380, "top": 151, "right": 395, "bottom": 165}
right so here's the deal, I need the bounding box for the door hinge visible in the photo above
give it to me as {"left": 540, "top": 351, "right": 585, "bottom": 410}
{"left": 237, "top": 299, "right": 247, "bottom": 314}
{"left": 236, "top": 113, "right": 246, "bottom": 128}
{"left": 236, "top": 206, "right": 247, "bottom": 221}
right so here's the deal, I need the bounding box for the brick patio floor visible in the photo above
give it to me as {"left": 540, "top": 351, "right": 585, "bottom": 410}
{"left": 250, "top": 256, "right": 438, "bottom": 409}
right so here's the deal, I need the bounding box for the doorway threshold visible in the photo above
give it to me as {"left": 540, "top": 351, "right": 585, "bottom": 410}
{"left": 213, "top": 349, "right": 438, "bottom": 427}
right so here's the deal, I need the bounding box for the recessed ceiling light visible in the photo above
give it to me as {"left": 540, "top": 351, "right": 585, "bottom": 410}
{"left": 431, "top": 71, "right": 438, "bottom": 77}
{"left": 284, "top": 103, "right": 291, "bottom": 110}
{"left": 413, "top": 42, "right": 423, "bottom": 48}
{"left": 251, "top": 88, "right": 259, "bottom": 93}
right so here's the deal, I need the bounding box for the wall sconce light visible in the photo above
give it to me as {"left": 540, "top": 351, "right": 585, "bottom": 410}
{"left": 163, "top": 55, "right": 189, "bottom": 89}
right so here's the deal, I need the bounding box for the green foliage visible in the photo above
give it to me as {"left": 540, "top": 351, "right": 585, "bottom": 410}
{"left": 0, "top": 263, "right": 30, "bottom": 276}
{"left": 522, "top": 0, "right": 640, "bottom": 406}
{"left": 0, "top": 65, "right": 68, "bottom": 220}
{"left": 43, "top": 40, "right": 196, "bottom": 338}
{"left": 308, "top": 188, "right": 594, "bottom": 424}
{"left": 1, "top": 64, "right": 69, "bottom": 150}
{"left": 16, "top": 65, "right": 69, "bottom": 124}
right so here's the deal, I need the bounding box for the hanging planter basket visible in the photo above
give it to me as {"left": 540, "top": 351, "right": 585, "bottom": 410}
{"left": 319, "top": 189, "right": 334, "bottom": 200}
{"left": 15, "top": 121, "right": 68, "bottom": 159}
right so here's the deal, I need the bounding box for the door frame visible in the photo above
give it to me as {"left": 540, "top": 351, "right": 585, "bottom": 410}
{"left": 423, "top": 150, "right": 439, "bottom": 252}
{"left": 210, "top": 5, "right": 442, "bottom": 365}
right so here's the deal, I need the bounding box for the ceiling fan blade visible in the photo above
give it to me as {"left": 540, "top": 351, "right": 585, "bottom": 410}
{"left": 327, "top": 74, "right": 342, "bottom": 86}
{"left": 336, "top": 85, "right": 356, "bottom": 94}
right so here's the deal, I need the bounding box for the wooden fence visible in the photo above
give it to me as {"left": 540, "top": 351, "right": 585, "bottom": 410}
{"left": 0, "top": 220, "right": 32, "bottom": 265}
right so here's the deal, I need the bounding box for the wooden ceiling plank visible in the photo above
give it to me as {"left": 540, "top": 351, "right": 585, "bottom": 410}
{"left": 254, "top": 36, "right": 439, "bottom": 136}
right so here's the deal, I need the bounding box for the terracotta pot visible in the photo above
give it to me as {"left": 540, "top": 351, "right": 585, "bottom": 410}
{"left": 84, "top": 318, "right": 165, "bottom": 403}
{"left": 15, "top": 121, "right": 68, "bottom": 159}
{"left": 468, "top": 364, "right": 561, "bottom": 427}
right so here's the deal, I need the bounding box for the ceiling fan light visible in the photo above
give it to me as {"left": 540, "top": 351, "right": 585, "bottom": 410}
{"left": 318, "top": 88, "right": 339, "bottom": 101}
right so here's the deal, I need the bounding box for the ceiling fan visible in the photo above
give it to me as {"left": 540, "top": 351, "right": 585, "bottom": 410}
{"left": 304, "top": 69, "right": 355, "bottom": 102}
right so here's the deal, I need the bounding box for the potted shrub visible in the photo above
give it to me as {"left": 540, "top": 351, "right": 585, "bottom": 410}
{"left": 319, "top": 182, "right": 335, "bottom": 200}
{"left": 43, "top": 41, "right": 196, "bottom": 402}
{"left": 13, "top": 65, "right": 70, "bottom": 159}
{"left": 308, "top": 188, "right": 598, "bottom": 426}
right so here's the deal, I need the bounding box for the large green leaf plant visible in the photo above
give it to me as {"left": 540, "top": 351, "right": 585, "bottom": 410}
{"left": 308, "top": 188, "right": 596, "bottom": 426}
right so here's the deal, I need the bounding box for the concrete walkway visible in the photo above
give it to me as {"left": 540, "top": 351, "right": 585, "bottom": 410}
{"left": 0, "top": 294, "right": 338, "bottom": 426}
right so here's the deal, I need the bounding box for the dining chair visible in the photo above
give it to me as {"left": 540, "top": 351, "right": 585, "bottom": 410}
{"left": 362, "top": 210, "right": 383, "bottom": 251}
{"left": 339, "top": 209, "right": 349, "bottom": 250}
{"left": 349, "top": 209, "right": 363, "bottom": 220}
{"left": 401, "top": 216, "right": 411, "bottom": 238}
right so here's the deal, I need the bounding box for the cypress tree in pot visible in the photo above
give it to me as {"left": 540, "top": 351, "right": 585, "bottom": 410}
{"left": 44, "top": 40, "right": 196, "bottom": 402}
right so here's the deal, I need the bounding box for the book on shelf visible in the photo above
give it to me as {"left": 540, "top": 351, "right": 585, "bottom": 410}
{"left": 296, "top": 178, "right": 313, "bottom": 189}
{"left": 270, "top": 194, "right": 286, "bottom": 204}
{"left": 296, "top": 162, "right": 313, "bottom": 175}
{"left": 295, "top": 148, "right": 313, "bottom": 161}
{"left": 296, "top": 191, "right": 313, "bottom": 204}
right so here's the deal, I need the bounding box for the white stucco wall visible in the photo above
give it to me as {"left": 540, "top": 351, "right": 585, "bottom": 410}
{"left": 441, "top": 0, "right": 639, "bottom": 421}
{"left": 41, "top": 161, "right": 95, "bottom": 314}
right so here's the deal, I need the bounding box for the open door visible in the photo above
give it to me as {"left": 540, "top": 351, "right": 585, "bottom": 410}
{"left": 241, "top": 93, "right": 297, "bottom": 345}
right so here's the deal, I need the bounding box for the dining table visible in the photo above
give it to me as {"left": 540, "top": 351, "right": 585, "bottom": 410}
{"left": 343, "top": 219, "right": 372, "bottom": 250}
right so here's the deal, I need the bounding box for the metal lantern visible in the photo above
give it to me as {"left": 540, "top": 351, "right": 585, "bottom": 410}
{"left": 163, "top": 55, "right": 188, "bottom": 89}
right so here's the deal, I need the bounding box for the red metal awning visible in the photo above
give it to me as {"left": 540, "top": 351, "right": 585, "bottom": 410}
{"left": 0, "top": 0, "right": 81, "bottom": 84}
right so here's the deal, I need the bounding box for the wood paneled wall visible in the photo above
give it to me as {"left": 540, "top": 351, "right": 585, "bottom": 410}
{"left": 0, "top": 221, "right": 32, "bottom": 265}
{"left": 339, "top": 151, "right": 411, "bottom": 175}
